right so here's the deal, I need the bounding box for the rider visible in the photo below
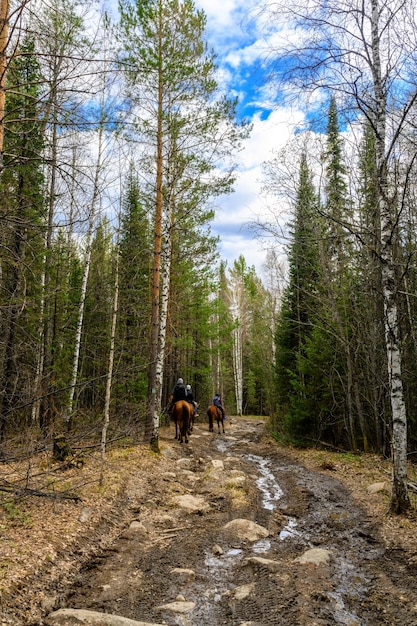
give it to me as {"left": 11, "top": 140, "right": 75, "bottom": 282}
{"left": 213, "top": 392, "right": 226, "bottom": 420}
{"left": 167, "top": 378, "right": 187, "bottom": 414}
{"left": 186, "top": 384, "right": 198, "bottom": 415}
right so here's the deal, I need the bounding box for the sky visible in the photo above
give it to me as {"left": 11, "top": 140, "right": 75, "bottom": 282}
{"left": 193, "top": 0, "right": 305, "bottom": 278}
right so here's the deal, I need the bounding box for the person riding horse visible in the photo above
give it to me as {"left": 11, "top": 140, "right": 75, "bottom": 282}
{"left": 186, "top": 384, "right": 198, "bottom": 415}
{"left": 213, "top": 393, "right": 226, "bottom": 420}
{"left": 167, "top": 378, "right": 191, "bottom": 443}
{"left": 167, "top": 378, "right": 187, "bottom": 415}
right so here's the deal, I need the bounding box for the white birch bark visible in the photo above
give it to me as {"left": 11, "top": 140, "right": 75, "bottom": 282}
{"left": 229, "top": 283, "right": 244, "bottom": 416}
{"left": 155, "top": 213, "right": 172, "bottom": 414}
{"left": 371, "top": 0, "right": 409, "bottom": 511}
{"left": 231, "top": 318, "right": 243, "bottom": 415}
{"left": 101, "top": 230, "right": 120, "bottom": 474}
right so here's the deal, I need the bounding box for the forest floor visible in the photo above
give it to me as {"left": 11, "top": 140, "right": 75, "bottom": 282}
{"left": 1, "top": 416, "right": 417, "bottom": 625}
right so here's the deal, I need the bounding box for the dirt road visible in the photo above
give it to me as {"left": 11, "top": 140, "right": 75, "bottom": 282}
{"left": 28, "top": 417, "right": 417, "bottom": 625}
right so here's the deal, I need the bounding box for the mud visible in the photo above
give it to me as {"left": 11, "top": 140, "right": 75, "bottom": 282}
{"left": 19, "top": 417, "right": 417, "bottom": 624}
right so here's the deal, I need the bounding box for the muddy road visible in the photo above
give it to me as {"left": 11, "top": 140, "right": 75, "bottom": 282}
{"left": 38, "top": 417, "right": 417, "bottom": 625}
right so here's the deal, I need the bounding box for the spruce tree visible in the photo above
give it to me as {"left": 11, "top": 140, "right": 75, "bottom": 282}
{"left": 274, "top": 153, "right": 322, "bottom": 442}
{"left": 0, "top": 37, "right": 45, "bottom": 438}
{"left": 117, "top": 166, "right": 151, "bottom": 412}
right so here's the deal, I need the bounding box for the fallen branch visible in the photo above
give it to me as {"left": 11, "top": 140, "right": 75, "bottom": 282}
{"left": 0, "top": 481, "right": 81, "bottom": 501}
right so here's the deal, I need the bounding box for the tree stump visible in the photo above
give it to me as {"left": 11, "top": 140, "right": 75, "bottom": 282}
{"left": 53, "top": 434, "right": 72, "bottom": 462}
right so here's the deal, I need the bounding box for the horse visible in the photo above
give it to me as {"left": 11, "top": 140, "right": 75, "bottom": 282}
{"left": 171, "top": 399, "right": 191, "bottom": 444}
{"left": 207, "top": 404, "right": 225, "bottom": 434}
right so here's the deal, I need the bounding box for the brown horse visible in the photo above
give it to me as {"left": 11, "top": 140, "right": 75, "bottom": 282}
{"left": 172, "top": 400, "right": 191, "bottom": 443}
{"left": 207, "top": 404, "right": 225, "bottom": 434}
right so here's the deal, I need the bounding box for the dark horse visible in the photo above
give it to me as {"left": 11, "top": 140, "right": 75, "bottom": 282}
{"left": 171, "top": 399, "right": 191, "bottom": 443}
{"left": 207, "top": 404, "right": 225, "bottom": 434}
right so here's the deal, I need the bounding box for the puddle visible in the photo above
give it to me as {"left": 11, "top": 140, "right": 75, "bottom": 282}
{"left": 279, "top": 517, "right": 299, "bottom": 540}
{"left": 199, "top": 548, "right": 244, "bottom": 610}
{"left": 253, "top": 538, "right": 271, "bottom": 553}
{"left": 326, "top": 556, "right": 369, "bottom": 625}
{"left": 245, "top": 453, "right": 284, "bottom": 510}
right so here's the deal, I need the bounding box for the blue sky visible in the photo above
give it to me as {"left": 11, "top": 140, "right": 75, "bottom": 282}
{"left": 193, "top": 0, "right": 305, "bottom": 277}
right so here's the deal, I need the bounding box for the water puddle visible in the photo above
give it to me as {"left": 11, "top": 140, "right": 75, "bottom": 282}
{"left": 253, "top": 538, "right": 271, "bottom": 553}
{"left": 245, "top": 453, "right": 284, "bottom": 511}
{"left": 279, "top": 517, "right": 299, "bottom": 540}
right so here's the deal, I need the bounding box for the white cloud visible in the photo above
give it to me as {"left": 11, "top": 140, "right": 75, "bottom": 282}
{"left": 196, "top": 0, "right": 256, "bottom": 31}
{"left": 213, "top": 106, "right": 305, "bottom": 276}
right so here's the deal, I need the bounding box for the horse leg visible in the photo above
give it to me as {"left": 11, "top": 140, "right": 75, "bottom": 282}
{"left": 208, "top": 410, "right": 213, "bottom": 432}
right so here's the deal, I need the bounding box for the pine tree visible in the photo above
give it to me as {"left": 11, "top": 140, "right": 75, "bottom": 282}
{"left": 0, "top": 37, "right": 45, "bottom": 438}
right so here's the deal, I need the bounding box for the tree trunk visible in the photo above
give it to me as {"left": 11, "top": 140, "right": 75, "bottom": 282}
{"left": 0, "top": 0, "right": 9, "bottom": 172}
{"left": 371, "top": 0, "right": 410, "bottom": 512}
{"left": 145, "top": 13, "right": 164, "bottom": 450}
{"left": 101, "top": 232, "right": 120, "bottom": 480}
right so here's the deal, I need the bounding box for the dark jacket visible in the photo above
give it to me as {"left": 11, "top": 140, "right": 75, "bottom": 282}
{"left": 173, "top": 383, "right": 187, "bottom": 402}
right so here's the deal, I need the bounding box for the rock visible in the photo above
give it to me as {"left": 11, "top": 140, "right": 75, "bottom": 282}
{"left": 227, "top": 476, "right": 246, "bottom": 487}
{"left": 229, "top": 469, "right": 246, "bottom": 476}
{"left": 222, "top": 519, "right": 269, "bottom": 542}
{"left": 78, "top": 508, "right": 92, "bottom": 523}
{"left": 366, "top": 481, "right": 389, "bottom": 494}
{"left": 157, "top": 514, "right": 176, "bottom": 525}
{"left": 40, "top": 595, "right": 59, "bottom": 612}
{"left": 161, "top": 448, "right": 175, "bottom": 458}
{"left": 176, "top": 458, "right": 191, "bottom": 467}
{"left": 155, "top": 601, "right": 195, "bottom": 613}
{"left": 212, "top": 544, "right": 224, "bottom": 555}
{"left": 162, "top": 472, "right": 176, "bottom": 479}
{"left": 172, "top": 494, "right": 209, "bottom": 512}
{"left": 170, "top": 567, "right": 195, "bottom": 582}
{"left": 223, "top": 456, "right": 241, "bottom": 465}
{"left": 233, "top": 583, "right": 256, "bottom": 600}
{"left": 293, "top": 548, "right": 332, "bottom": 565}
{"left": 211, "top": 459, "right": 224, "bottom": 469}
{"left": 242, "top": 556, "right": 281, "bottom": 572}
{"left": 129, "top": 521, "right": 148, "bottom": 533}
{"left": 45, "top": 608, "right": 166, "bottom": 625}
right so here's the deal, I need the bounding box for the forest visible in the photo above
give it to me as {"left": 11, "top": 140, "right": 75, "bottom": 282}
{"left": 1, "top": 0, "right": 417, "bottom": 513}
